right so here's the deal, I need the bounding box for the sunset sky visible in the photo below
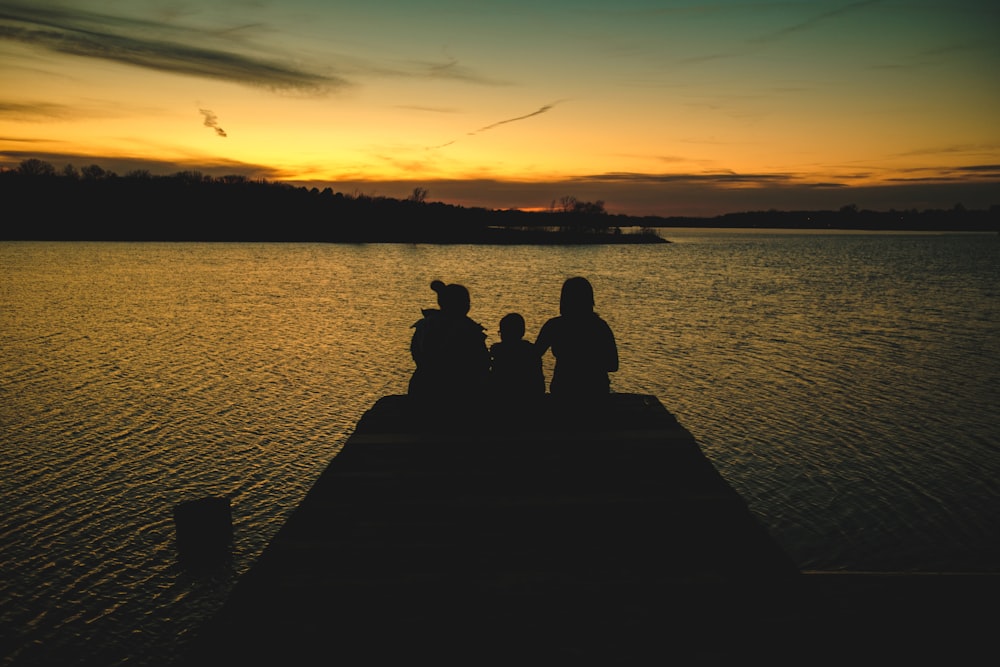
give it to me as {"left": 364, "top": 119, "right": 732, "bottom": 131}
{"left": 1, "top": 0, "right": 998, "bottom": 216}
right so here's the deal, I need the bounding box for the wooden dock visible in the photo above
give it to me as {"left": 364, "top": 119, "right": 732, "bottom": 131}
{"left": 183, "top": 394, "right": 996, "bottom": 665}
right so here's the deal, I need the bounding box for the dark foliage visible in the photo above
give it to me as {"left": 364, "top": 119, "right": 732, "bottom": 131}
{"left": 1, "top": 161, "right": 995, "bottom": 241}
{"left": 0, "top": 165, "right": 663, "bottom": 243}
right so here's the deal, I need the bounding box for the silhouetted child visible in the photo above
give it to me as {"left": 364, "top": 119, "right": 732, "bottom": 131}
{"left": 408, "top": 280, "right": 490, "bottom": 404}
{"left": 535, "top": 277, "right": 618, "bottom": 400}
{"left": 489, "top": 312, "right": 545, "bottom": 400}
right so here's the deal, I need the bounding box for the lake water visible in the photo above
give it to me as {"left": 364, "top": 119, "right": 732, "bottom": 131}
{"left": 2, "top": 231, "right": 998, "bottom": 666}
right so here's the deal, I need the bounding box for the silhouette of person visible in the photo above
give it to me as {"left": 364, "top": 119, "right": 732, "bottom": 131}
{"left": 408, "top": 280, "right": 490, "bottom": 403}
{"left": 535, "top": 276, "right": 618, "bottom": 399}
{"left": 489, "top": 312, "right": 545, "bottom": 401}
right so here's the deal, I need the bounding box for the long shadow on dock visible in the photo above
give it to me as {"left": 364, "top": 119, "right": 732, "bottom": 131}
{"left": 183, "top": 394, "right": 996, "bottom": 665}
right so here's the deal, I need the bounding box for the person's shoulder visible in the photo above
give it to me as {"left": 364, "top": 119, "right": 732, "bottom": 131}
{"left": 413, "top": 308, "right": 442, "bottom": 328}
{"left": 459, "top": 316, "right": 487, "bottom": 342}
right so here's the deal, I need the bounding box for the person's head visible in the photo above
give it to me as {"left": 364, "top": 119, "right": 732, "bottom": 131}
{"left": 559, "top": 276, "right": 595, "bottom": 317}
{"left": 431, "top": 280, "right": 471, "bottom": 316}
{"left": 499, "top": 312, "right": 525, "bottom": 342}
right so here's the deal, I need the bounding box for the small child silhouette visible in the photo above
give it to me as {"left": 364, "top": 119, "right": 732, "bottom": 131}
{"left": 489, "top": 312, "right": 545, "bottom": 400}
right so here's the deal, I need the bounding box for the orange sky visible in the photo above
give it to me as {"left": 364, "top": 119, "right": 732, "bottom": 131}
{"left": 1, "top": 0, "right": 998, "bottom": 216}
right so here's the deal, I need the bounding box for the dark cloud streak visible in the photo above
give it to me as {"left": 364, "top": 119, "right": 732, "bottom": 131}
{"left": 416, "top": 56, "right": 510, "bottom": 86}
{"left": 681, "top": 0, "right": 883, "bottom": 65}
{"left": 471, "top": 102, "right": 561, "bottom": 134}
{"left": 199, "top": 109, "right": 227, "bottom": 137}
{"left": 427, "top": 101, "right": 564, "bottom": 149}
{"left": 0, "top": 2, "right": 344, "bottom": 93}
{"left": 0, "top": 2, "right": 506, "bottom": 92}
{"left": 748, "top": 0, "right": 882, "bottom": 45}
{"left": 957, "top": 165, "right": 1000, "bottom": 175}
{"left": 0, "top": 100, "right": 76, "bottom": 120}
{"left": 582, "top": 170, "right": 796, "bottom": 185}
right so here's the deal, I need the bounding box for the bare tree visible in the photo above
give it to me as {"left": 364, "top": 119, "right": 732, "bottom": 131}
{"left": 18, "top": 158, "right": 55, "bottom": 176}
{"left": 558, "top": 195, "right": 577, "bottom": 213}
{"left": 558, "top": 196, "right": 606, "bottom": 216}
{"left": 81, "top": 164, "right": 108, "bottom": 180}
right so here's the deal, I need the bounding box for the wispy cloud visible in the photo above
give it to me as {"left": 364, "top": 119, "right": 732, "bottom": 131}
{"left": 0, "top": 2, "right": 509, "bottom": 94}
{"left": 0, "top": 135, "right": 44, "bottom": 143}
{"left": 888, "top": 164, "right": 1000, "bottom": 182}
{"left": 199, "top": 108, "right": 227, "bottom": 137}
{"left": 413, "top": 55, "right": 510, "bottom": 86}
{"left": 0, "top": 1, "right": 344, "bottom": 93}
{"left": 895, "top": 143, "right": 999, "bottom": 158}
{"left": 396, "top": 105, "right": 460, "bottom": 113}
{"left": 470, "top": 102, "right": 562, "bottom": 134}
{"left": 681, "top": 0, "right": 883, "bottom": 64}
{"left": 748, "top": 0, "right": 882, "bottom": 46}
{"left": 427, "top": 101, "right": 565, "bottom": 149}
{"left": 581, "top": 171, "right": 798, "bottom": 185}
{"left": 0, "top": 97, "right": 148, "bottom": 123}
{"left": 956, "top": 164, "right": 1000, "bottom": 175}
{"left": 0, "top": 100, "right": 77, "bottom": 120}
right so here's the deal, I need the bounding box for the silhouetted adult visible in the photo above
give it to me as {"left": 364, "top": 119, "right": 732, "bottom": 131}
{"left": 489, "top": 312, "right": 545, "bottom": 401}
{"left": 408, "top": 280, "right": 490, "bottom": 403}
{"left": 535, "top": 277, "right": 618, "bottom": 399}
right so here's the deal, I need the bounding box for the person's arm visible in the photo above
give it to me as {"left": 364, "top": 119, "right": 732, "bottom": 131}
{"left": 410, "top": 324, "right": 422, "bottom": 363}
{"left": 604, "top": 321, "right": 619, "bottom": 373}
{"left": 534, "top": 319, "right": 554, "bottom": 356}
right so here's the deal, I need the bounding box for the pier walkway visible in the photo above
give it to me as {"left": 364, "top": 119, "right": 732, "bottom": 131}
{"left": 184, "top": 394, "right": 995, "bottom": 665}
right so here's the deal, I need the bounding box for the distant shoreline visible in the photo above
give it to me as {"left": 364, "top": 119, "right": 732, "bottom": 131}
{"left": 2, "top": 164, "right": 996, "bottom": 242}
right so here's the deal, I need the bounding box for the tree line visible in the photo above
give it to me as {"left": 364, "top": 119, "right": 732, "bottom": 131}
{"left": 2, "top": 159, "right": 661, "bottom": 243}
{"left": 2, "top": 158, "right": 996, "bottom": 241}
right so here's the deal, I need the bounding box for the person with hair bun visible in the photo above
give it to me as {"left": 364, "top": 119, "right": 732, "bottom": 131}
{"left": 408, "top": 280, "right": 490, "bottom": 403}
